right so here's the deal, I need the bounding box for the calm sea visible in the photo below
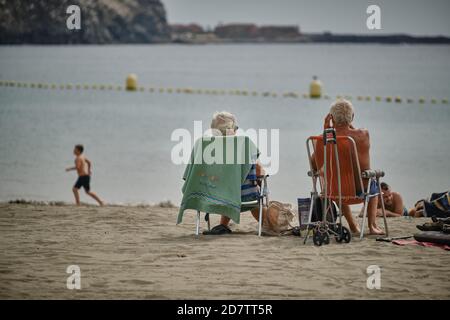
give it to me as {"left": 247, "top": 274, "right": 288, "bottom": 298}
{"left": 0, "top": 44, "right": 449, "bottom": 206}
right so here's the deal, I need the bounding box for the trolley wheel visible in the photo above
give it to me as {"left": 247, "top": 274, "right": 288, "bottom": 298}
{"left": 323, "top": 232, "right": 330, "bottom": 245}
{"left": 335, "top": 225, "right": 352, "bottom": 243}
{"left": 312, "top": 230, "right": 323, "bottom": 246}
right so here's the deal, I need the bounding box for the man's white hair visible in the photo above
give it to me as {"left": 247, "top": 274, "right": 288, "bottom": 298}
{"left": 210, "top": 111, "right": 237, "bottom": 135}
{"left": 330, "top": 99, "right": 354, "bottom": 126}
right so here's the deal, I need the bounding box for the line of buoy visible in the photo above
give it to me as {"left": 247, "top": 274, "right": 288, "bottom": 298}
{"left": 0, "top": 79, "right": 448, "bottom": 105}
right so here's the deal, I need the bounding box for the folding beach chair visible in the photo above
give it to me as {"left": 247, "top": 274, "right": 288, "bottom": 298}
{"left": 177, "top": 135, "right": 270, "bottom": 236}
{"left": 304, "top": 128, "right": 389, "bottom": 245}
{"left": 201, "top": 174, "right": 270, "bottom": 237}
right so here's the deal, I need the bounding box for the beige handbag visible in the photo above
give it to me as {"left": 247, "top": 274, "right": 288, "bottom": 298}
{"left": 262, "top": 201, "right": 295, "bottom": 236}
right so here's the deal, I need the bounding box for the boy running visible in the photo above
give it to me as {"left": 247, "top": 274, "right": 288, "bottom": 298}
{"left": 66, "top": 144, "right": 104, "bottom": 206}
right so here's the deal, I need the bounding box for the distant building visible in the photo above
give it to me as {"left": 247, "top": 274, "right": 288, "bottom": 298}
{"left": 214, "top": 24, "right": 259, "bottom": 39}
{"left": 259, "top": 25, "right": 301, "bottom": 40}
{"left": 213, "top": 23, "right": 301, "bottom": 41}
{"left": 170, "top": 24, "right": 219, "bottom": 43}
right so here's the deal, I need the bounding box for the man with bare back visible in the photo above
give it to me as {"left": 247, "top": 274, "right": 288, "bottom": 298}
{"left": 66, "top": 144, "right": 104, "bottom": 206}
{"left": 322, "top": 99, "right": 384, "bottom": 235}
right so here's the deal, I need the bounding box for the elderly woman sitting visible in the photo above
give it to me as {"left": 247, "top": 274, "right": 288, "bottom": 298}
{"left": 207, "top": 111, "right": 266, "bottom": 235}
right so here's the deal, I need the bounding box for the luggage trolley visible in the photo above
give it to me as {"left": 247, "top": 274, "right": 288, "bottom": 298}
{"left": 304, "top": 128, "right": 352, "bottom": 246}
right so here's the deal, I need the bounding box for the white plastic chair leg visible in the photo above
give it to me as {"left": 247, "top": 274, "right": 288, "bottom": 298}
{"left": 360, "top": 198, "right": 369, "bottom": 239}
{"left": 258, "top": 199, "right": 263, "bottom": 237}
{"left": 195, "top": 211, "right": 200, "bottom": 236}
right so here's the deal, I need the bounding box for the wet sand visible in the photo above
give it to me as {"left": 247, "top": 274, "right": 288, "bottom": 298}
{"left": 0, "top": 203, "right": 449, "bottom": 299}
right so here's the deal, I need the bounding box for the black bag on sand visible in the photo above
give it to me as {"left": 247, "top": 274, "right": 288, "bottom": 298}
{"left": 311, "top": 197, "right": 338, "bottom": 223}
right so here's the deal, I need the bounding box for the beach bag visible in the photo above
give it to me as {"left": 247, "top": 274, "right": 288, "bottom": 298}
{"left": 262, "top": 201, "right": 295, "bottom": 236}
{"left": 311, "top": 197, "right": 338, "bottom": 223}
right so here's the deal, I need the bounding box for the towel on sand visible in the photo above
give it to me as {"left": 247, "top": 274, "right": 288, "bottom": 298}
{"left": 177, "top": 135, "right": 258, "bottom": 224}
{"left": 392, "top": 239, "right": 450, "bottom": 251}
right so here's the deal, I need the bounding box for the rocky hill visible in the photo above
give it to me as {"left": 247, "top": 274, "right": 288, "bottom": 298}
{"left": 0, "top": 0, "right": 171, "bottom": 44}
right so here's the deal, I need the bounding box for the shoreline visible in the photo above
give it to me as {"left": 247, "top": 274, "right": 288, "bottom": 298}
{"left": 1, "top": 199, "right": 178, "bottom": 209}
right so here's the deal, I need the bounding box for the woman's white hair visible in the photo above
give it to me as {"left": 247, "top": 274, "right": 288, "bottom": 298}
{"left": 210, "top": 111, "right": 238, "bottom": 135}
{"left": 330, "top": 99, "right": 354, "bottom": 126}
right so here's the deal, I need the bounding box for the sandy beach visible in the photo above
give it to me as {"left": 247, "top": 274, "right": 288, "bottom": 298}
{"left": 0, "top": 202, "right": 448, "bottom": 299}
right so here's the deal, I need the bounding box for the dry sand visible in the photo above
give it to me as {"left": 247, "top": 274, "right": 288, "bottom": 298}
{"left": 0, "top": 203, "right": 449, "bottom": 299}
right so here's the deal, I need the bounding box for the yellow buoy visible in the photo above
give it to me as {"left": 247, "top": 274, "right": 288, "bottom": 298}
{"left": 126, "top": 74, "right": 138, "bottom": 91}
{"left": 386, "top": 97, "right": 392, "bottom": 102}
{"left": 431, "top": 98, "right": 437, "bottom": 104}
{"left": 442, "top": 98, "right": 448, "bottom": 104}
{"left": 365, "top": 96, "right": 371, "bottom": 101}
{"left": 395, "top": 96, "right": 402, "bottom": 103}
{"left": 309, "top": 76, "right": 322, "bottom": 98}
{"left": 375, "top": 96, "right": 381, "bottom": 101}
{"left": 418, "top": 97, "right": 425, "bottom": 103}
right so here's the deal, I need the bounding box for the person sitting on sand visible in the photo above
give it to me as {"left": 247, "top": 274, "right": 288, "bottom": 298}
{"left": 409, "top": 191, "right": 450, "bottom": 218}
{"left": 66, "top": 144, "right": 104, "bottom": 206}
{"left": 317, "top": 99, "right": 384, "bottom": 235}
{"left": 359, "top": 182, "right": 407, "bottom": 217}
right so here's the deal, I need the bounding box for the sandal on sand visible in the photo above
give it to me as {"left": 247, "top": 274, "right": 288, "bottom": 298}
{"left": 443, "top": 224, "right": 450, "bottom": 234}
{"left": 416, "top": 221, "right": 443, "bottom": 232}
{"left": 202, "top": 224, "right": 232, "bottom": 235}
{"left": 432, "top": 216, "right": 450, "bottom": 224}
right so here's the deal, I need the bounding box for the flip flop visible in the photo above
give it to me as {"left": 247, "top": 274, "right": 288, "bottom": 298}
{"left": 416, "top": 221, "right": 443, "bottom": 232}
{"left": 202, "top": 224, "right": 232, "bottom": 235}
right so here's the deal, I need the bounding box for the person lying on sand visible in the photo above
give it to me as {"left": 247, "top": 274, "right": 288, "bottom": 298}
{"left": 359, "top": 182, "right": 407, "bottom": 217}
{"left": 409, "top": 191, "right": 450, "bottom": 218}
{"left": 66, "top": 144, "right": 104, "bottom": 206}
{"left": 314, "top": 99, "right": 384, "bottom": 235}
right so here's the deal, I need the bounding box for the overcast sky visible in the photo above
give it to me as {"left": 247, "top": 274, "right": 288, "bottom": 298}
{"left": 162, "top": 0, "right": 450, "bottom": 36}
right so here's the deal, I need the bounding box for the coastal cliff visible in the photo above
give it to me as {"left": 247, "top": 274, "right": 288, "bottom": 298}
{"left": 0, "top": 0, "right": 171, "bottom": 44}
